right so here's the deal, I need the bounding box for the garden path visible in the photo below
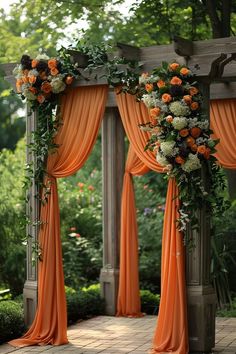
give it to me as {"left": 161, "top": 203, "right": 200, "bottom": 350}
{"left": 0, "top": 316, "right": 235, "bottom": 354}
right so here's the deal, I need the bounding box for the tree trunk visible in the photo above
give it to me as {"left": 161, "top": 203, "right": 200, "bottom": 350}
{"left": 204, "top": 0, "right": 232, "bottom": 38}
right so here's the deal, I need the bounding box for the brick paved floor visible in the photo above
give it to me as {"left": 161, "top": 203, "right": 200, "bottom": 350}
{"left": 0, "top": 316, "right": 235, "bottom": 354}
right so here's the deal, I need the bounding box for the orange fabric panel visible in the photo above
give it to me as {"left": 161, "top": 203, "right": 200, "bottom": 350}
{"left": 9, "top": 85, "right": 108, "bottom": 347}
{"left": 151, "top": 179, "right": 188, "bottom": 354}
{"left": 116, "top": 92, "right": 163, "bottom": 173}
{"left": 116, "top": 93, "right": 188, "bottom": 353}
{"left": 210, "top": 99, "right": 236, "bottom": 169}
{"left": 117, "top": 146, "right": 149, "bottom": 316}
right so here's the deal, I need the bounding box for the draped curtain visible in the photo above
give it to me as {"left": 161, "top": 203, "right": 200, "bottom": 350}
{"left": 210, "top": 99, "right": 236, "bottom": 169}
{"left": 117, "top": 145, "right": 149, "bottom": 316}
{"left": 10, "top": 85, "right": 108, "bottom": 347}
{"left": 116, "top": 92, "right": 189, "bottom": 354}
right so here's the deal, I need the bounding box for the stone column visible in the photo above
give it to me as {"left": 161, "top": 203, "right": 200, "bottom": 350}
{"left": 186, "top": 81, "right": 216, "bottom": 353}
{"left": 100, "top": 107, "right": 125, "bottom": 315}
{"left": 23, "top": 109, "right": 39, "bottom": 327}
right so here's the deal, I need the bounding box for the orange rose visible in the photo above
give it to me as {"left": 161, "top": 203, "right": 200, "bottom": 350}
{"left": 16, "top": 78, "right": 23, "bottom": 86}
{"left": 157, "top": 80, "right": 165, "bottom": 88}
{"left": 189, "top": 87, "right": 198, "bottom": 96}
{"left": 191, "top": 144, "right": 198, "bottom": 152}
{"left": 175, "top": 156, "right": 185, "bottom": 164}
{"left": 22, "top": 75, "right": 29, "bottom": 83}
{"left": 50, "top": 68, "right": 59, "bottom": 76}
{"left": 170, "top": 76, "right": 182, "bottom": 86}
{"left": 180, "top": 67, "right": 190, "bottom": 76}
{"left": 41, "top": 82, "right": 52, "bottom": 94}
{"left": 169, "top": 63, "right": 180, "bottom": 71}
{"left": 150, "top": 117, "right": 158, "bottom": 126}
{"left": 191, "top": 101, "right": 199, "bottom": 110}
{"left": 186, "top": 136, "right": 196, "bottom": 147}
{"left": 37, "top": 95, "right": 45, "bottom": 103}
{"left": 150, "top": 107, "right": 161, "bottom": 117}
{"left": 29, "top": 86, "right": 37, "bottom": 94}
{"left": 179, "top": 129, "right": 189, "bottom": 137}
{"left": 197, "top": 145, "right": 207, "bottom": 154}
{"left": 162, "top": 93, "right": 172, "bottom": 103}
{"left": 48, "top": 58, "right": 57, "bottom": 69}
{"left": 204, "top": 148, "right": 211, "bottom": 160}
{"left": 166, "top": 115, "right": 173, "bottom": 123}
{"left": 183, "top": 95, "right": 192, "bottom": 104}
{"left": 145, "top": 83, "right": 153, "bottom": 92}
{"left": 190, "top": 127, "right": 202, "bottom": 138}
{"left": 16, "top": 83, "right": 22, "bottom": 93}
{"left": 31, "top": 59, "right": 39, "bottom": 68}
{"left": 29, "top": 75, "right": 37, "bottom": 84}
{"left": 66, "top": 76, "right": 74, "bottom": 85}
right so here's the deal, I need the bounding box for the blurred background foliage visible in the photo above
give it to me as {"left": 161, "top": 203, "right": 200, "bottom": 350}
{"left": 0, "top": 0, "right": 235, "bottom": 313}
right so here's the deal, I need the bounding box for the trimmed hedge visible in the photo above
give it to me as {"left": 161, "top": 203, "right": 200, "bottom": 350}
{"left": 140, "top": 290, "right": 160, "bottom": 315}
{"left": 0, "top": 301, "right": 25, "bottom": 344}
{"left": 66, "top": 284, "right": 105, "bottom": 324}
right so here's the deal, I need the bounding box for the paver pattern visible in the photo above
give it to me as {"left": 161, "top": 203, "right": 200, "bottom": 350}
{"left": 0, "top": 316, "right": 235, "bottom": 354}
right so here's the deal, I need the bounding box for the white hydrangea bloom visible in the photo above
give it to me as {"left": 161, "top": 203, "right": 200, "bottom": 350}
{"left": 28, "top": 69, "right": 39, "bottom": 77}
{"left": 198, "top": 120, "right": 209, "bottom": 130}
{"left": 156, "top": 153, "right": 169, "bottom": 166}
{"left": 169, "top": 101, "right": 190, "bottom": 116}
{"left": 182, "top": 154, "right": 201, "bottom": 173}
{"left": 142, "top": 93, "right": 157, "bottom": 108}
{"left": 23, "top": 89, "right": 37, "bottom": 100}
{"left": 189, "top": 117, "right": 209, "bottom": 130}
{"left": 196, "top": 137, "right": 207, "bottom": 145}
{"left": 51, "top": 77, "right": 66, "bottom": 93}
{"left": 155, "top": 99, "right": 168, "bottom": 113}
{"left": 36, "top": 53, "right": 50, "bottom": 60}
{"left": 139, "top": 75, "right": 149, "bottom": 85}
{"left": 172, "top": 117, "right": 188, "bottom": 130}
{"left": 160, "top": 141, "right": 176, "bottom": 156}
{"left": 13, "top": 64, "right": 23, "bottom": 77}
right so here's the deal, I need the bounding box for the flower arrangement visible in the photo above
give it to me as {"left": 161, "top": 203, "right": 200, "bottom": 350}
{"left": 138, "top": 62, "right": 228, "bottom": 234}
{"left": 13, "top": 54, "right": 77, "bottom": 108}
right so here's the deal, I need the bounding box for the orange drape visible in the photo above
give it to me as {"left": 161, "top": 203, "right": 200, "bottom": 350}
{"left": 9, "top": 85, "right": 108, "bottom": 347}
{"left": 210, "top": 99, "right": 236, "bottom": 169}
{"left": 117, "top": 145, "right": 149, "bottom": 316}
{"left": 116, "top": 92, "right": 188, "bottom": 354}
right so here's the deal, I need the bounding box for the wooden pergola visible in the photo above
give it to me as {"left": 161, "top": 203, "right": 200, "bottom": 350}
{"left": 2, "top": 35, "right": 236, "bottom": 353}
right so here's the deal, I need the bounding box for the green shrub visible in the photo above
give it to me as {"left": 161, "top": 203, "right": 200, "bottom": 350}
{"left": 217, "top": 296, "right": 236, "bottom": 317}
{"left": 140, "top": 289, "right": 160, "bottom": 315}
{"left": 66, "top": 284, "right": 105, "bottom": 324}
{"left": 0, "top": 301, "right": 25, "bottom": 344}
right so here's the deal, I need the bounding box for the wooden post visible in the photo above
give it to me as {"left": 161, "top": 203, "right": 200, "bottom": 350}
{"left": 23, "top": 109, "right": 39, "bottom": 327}
{"left": 186, "top": 81, "right": 216, "bottom": 353}
{"left": 100, "top": 107, "right": 125, "bottom": 315}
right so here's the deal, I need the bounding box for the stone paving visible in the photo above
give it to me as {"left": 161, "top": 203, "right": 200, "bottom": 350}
{"left": 0, "top": 316, "right": 235, "bottom": 354}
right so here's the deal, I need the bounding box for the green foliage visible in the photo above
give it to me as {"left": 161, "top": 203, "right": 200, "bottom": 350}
{"left": 0, "top": 300, "right": 25, "bottom": 344}
{"left": 0, "top": 139, "right": 26, "bottom": 295}
{"left": 66, "top": 284, "right": 105, "bottom": 324}
{"left": 140, "top": 289, "right": 160, "bottom": 315}
{"left": 58, "top": 164, "right": 103, "bottom": 289}
{"left": 135, "top": 172, "right": 166, "bottom": 293}
{"left": 217, "top": 297, "right": 236, "bottom": 317}
{"left": 0, "top": 74, "right": 25, "bottom": 150}
{"left": 212, "top": 199, "right": 236, "bottom": 308}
